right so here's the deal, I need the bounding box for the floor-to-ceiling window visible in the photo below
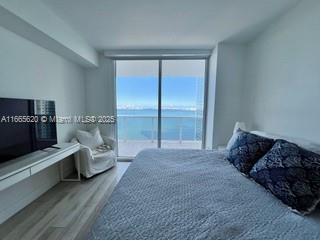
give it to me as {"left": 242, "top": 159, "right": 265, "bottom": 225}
{"left": 116, "top": 59, "right": 207, "bottom": 157}
{"left": 161, "top": 60, "right": 206, "bottom": 149}
{"left": 116, "top": 60, "right": 159, "bottom": 157}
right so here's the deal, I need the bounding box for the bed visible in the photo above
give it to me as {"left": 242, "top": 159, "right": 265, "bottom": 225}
{"left": 87, "top": 148, "right": 320, "bottom": 240}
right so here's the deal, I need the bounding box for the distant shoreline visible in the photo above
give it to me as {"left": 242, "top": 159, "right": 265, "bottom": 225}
{"left": 117, "top": 108, "right": 203, "bottom": 141}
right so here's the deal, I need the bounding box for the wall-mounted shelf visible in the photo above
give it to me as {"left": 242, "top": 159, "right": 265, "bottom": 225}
{"left": 0, "top": 142, "right": 80, "bottom": 191}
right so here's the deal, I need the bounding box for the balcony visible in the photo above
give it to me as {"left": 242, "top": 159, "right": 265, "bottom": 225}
{"left": 117, "top": 115, "right": 203, "bottom": 157}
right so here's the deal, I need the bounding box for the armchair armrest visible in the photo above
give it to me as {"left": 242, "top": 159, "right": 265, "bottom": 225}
{"left": 70, "top": 138, "right": 94, "bottom": 172}
{"left": 79, "top": 144, "right": 94, "bottom": 159}
{"left": 102, "top": 136, "right": 116, "bottom": 150}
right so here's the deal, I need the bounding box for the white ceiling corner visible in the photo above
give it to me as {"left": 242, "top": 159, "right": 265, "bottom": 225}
{"left": 43, "top": 0, "right": 300, "bottom": 51}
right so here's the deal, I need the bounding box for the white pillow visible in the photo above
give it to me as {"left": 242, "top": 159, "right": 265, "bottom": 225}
{"left": 226, "top": 122, "right": 247, "bottom": 150}
{"left": 251, "top": 130, "right": 320, "bottom": 154}
{"left": 226, "top": 131, "right": 238, "bottom": 150}
{"left": 226, "top": 126, "right": 246, "bottom": 150}
{"left": 76, "top": 127, "right": 104, "bottom": 149}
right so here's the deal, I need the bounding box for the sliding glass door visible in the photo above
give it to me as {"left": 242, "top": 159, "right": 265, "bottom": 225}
{"left": 116, "top": 60, "right": 159, "bottom": 157}
{"left": 161, "top": 60, "right": 206, "bottom": 149}
{"left": 116, "top": 59, "right": 206, "bottom": 157}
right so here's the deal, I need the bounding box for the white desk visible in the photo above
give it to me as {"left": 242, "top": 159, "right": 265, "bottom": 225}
{"left": 0, "top": 142, "right": 80, "bottom": 191}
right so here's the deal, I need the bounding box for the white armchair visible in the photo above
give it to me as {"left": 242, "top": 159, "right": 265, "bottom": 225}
{"left": 71, "top": 136, "right": 117, "bottom": 178}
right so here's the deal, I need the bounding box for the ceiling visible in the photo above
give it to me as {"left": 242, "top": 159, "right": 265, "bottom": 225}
{"left": 43, "top": 0, "right": 299, "bottom": 51}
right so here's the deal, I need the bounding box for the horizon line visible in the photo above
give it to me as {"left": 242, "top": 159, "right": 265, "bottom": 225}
{"left": 117, "top": 106, "right": 203, "bottom": 111}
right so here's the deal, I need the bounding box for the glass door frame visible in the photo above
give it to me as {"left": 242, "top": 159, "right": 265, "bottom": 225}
{"left": 114, "top": 57, "right": 209, "bottom": 158}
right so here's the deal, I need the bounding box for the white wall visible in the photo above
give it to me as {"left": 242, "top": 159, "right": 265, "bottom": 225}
{"left": 205, "top": 48, "right": 217, "bottom": 149}
{"left": 0, "top": 25, "right": 86, "bottom": 223}
{"left": 85, "top": 55, "right": 116, "bottom": 138}
{"left": 243, "top": 0, "right": 320, "bottom": 143}
{"left": 0, "top": 0, "right": 98, "bottom": 67}
{"left": 212, "top": 43, "right": 247, "bottom": 147}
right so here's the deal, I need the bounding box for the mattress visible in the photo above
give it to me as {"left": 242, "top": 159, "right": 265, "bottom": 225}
{"left": 88, "top": 149, "right": 320, "bottom": 240}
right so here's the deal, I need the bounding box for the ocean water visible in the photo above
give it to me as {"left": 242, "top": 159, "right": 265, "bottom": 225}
{"left": 117, "top": 109, "right": 203, "bottom": 141}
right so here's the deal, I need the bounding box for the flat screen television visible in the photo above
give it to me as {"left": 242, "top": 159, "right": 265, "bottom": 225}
{"left": 0, "top": 97, "right": 57, "bottom": 164}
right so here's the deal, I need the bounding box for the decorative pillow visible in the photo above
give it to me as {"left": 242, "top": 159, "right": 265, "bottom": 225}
{"left": 76, "top": 127, "right": 104, "bottom": 149}
{"left": 250, "top": 139, "right": 320, "bottom": 214}
{"left": 227, "top": 130, "right": 274, "bottom": 175}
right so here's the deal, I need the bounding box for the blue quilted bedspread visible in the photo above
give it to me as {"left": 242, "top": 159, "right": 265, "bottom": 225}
{"left": 88, "top": 149, "right": 320, "bottom": 240}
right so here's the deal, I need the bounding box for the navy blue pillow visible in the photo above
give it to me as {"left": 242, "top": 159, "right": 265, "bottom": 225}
{"left": 250, "top": 139, "right": 320, "bottom": 214}
{"left": 227, "top": 130, "right": 274, "bottom": 175}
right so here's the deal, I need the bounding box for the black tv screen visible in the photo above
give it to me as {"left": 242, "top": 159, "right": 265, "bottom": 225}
{"left": 0, "top": 98, "right": 57, "bottom": 164}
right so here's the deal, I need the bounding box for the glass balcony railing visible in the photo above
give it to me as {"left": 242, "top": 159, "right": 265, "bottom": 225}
{"left": 117, "top": 115, "right": 202, "bottom": 156}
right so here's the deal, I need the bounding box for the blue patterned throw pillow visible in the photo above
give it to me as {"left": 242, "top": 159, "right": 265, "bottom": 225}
{"left": 250, "top": 139, "right": 320, "bottom": 214}
{"left": 227, "top": 130, "right": 274, "bottom": 175}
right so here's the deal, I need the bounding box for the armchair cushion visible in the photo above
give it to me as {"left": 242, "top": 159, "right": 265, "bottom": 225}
{"left": 93, "top": 150, "right": 116, "bottom": 162}
{"left": 76, "top": 127, "right": 104, "bottom": 149}
{"left": 102, "top": 136, "right": 116, "bottom": 150}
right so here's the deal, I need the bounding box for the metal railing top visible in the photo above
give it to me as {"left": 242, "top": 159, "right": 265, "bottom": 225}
{"left": 117, "top": 115, "right": 203, "bottom": 119}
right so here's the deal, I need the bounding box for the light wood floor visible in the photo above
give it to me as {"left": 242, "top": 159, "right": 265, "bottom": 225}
{"left": 0, "top": 162, "right": 130, "bottom": 240}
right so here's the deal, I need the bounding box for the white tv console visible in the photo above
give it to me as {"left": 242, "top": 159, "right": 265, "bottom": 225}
{"left": 0, "top": 142, "right": 80, "bottom": 191}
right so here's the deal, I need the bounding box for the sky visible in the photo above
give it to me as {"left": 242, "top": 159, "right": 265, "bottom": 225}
{"left": 116, "top": 76, "right": 204, "bottom": 109}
